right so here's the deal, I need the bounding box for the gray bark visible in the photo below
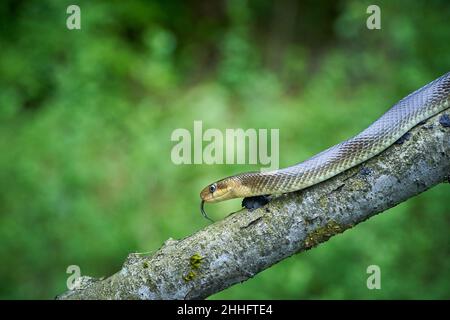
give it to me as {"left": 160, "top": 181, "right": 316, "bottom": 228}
{"left": 57, "top": 111, "right": 450, "bottom": 300}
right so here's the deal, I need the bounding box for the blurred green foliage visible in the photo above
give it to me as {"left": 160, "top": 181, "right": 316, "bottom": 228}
{"left": 0, "top": 0, "right": 449, "bottom": 299}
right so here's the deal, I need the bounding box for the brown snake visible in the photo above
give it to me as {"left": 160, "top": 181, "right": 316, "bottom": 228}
{"left": 200, "top": 72, "right": 450, "bottom": 221}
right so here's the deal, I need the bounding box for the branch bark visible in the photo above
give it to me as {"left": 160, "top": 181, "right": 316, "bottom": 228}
{"left": 57, "top": 111, "right": 450, "bottom": 300}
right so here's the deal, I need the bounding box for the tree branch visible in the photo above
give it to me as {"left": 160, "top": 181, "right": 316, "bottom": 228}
{"left": 57, "top": 111, "right": 450, "bottom": 300}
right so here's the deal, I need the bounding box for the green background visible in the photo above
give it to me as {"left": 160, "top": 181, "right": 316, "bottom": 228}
{"left": 0, "top": 0, "right": 449, "bottom": 299}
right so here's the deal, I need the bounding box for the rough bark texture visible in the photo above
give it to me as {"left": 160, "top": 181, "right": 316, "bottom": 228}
{"left": 57, "top": 111, "right": 450, "bottom": 300}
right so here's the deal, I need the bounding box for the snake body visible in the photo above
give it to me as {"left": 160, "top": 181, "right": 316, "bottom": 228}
{"left": 200, "top": 72, "right": 450, "bottom": 208}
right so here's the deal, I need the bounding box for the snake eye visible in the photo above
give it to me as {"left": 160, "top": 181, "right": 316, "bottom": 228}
{"left": 209, "top": 184, "right": 217, "bottom": 193}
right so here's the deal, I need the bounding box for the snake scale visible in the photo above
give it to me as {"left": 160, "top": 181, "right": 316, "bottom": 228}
{"left": 200, "top": 72, "right": 450, "bottom": 220}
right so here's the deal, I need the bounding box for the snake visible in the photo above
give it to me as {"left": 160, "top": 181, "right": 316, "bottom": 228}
{"left": 200, "top": 72, "right": 450, "bottom": 221}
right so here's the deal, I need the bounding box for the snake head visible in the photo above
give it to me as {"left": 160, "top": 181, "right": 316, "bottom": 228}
{"left": 200, "top": 179, "right": 236, "bottom": 203}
